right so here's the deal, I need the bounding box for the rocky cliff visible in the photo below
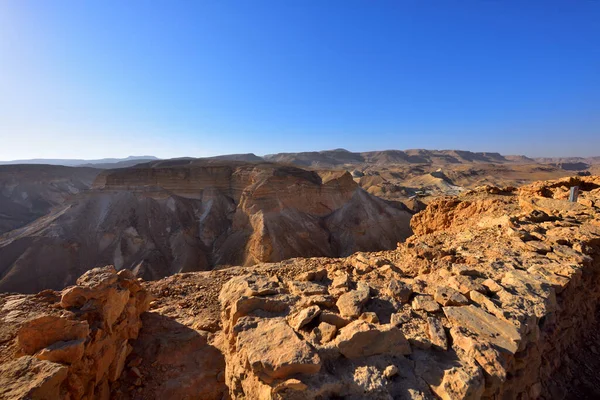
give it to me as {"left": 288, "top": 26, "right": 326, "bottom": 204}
{"left": 1, "top": 176, "right": 599, "bottom": 399}
{"left": 0, "top": 161, "right": 412, "bottom": 293}
{"left": 213, "top": 176, "right": 600, "bottom": 399}
{"left": 0, "top": 266, "right": 151, "bottom": 399}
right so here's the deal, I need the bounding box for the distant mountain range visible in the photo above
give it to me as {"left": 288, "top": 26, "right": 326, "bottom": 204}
{"left": 0, "top": 156, "right": 159, "bottom": 168}
{"left": 263, "top": 149, "right": 536, "bottom": 167}
{"left": 2, "top": 150, "right": 600, "bottom": 169}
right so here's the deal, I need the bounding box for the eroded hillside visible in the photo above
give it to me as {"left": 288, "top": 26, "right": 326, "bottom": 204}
{"left": 0, "top": 161, "right": 412, "bottom": 293}
{"left": 0, "top": 165, "right": 100, "bottom": 235}
{"left": 1, "top": 176, "right": 599, "bottom": 399}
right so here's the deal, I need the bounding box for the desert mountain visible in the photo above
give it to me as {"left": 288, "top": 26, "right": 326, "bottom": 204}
{"left": 535, "top": 156, "right": 600, "bottom": 165}
{"left": 264, "top": 148, "right": 535, "bottom": 167}
{"left": 0, "top": 155, "right": 158, "bottom": 167}
{"left": 0, "top": 160, "right": 412, "bottom": 293}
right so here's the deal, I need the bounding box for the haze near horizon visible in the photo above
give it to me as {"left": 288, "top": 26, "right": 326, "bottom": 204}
{"left": 1, "top": 1, "right": 599, "bottom": 160}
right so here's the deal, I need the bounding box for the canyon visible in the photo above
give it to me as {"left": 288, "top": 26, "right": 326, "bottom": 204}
{"left": 0, "top": 160, "right": 412, "bottom": 293}
{"left": 0, "top": 151, "right": 596, "bottom": 295}
{"left": 0, "top": 175, "right": 599, "bottom": 399}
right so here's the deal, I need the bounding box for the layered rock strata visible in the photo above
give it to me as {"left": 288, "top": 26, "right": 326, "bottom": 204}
{"left": 0, "top": 161, "right": 412, "bottom": 293}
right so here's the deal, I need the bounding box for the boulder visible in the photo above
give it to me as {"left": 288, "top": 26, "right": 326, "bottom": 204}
{"left": 434, "top": 286, "right": 469, "bottom": 307}
{"left": 336, "top": 283, "right": 370, "bottom": 318}
{"left": 0, "top": 356, "right": 68, "bottom": 400}
{"left": 35, "top": 339, "right": 85, "bottom": 365}
{"left": 236, "top": 318, "right": 321, "bottom": 379}
{"left": 412, "top": 295, "right": 441, "bottom": 313}
{"left": 386, "top": 279, "right": 413, "bottom": 303}
{"left": 335, "top": 320, "right": 411, "bottom": 358}
{"left": 427, "top": 317, "right": 448, "bottom": 351}
{"left": 314, "top": 322, "right": 337, "bottom": 343}
{"left": 443, "top": 305, "right": 521, "bottom": 354}
{"left": 288, "top": 306, "right": 321, "bottom": 330}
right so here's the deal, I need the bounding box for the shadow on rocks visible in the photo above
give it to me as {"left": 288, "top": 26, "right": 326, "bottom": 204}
{"left": 114, "top": 312, "right": 227, "bottom": 400}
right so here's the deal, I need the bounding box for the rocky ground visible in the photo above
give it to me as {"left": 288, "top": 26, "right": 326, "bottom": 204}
{"left": 0, "top": 175, "right": 599, "bottom": 399}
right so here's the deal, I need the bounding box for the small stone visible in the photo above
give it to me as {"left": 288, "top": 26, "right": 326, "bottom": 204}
{"left": 391, "top": 309, "right": 412, "bottom": 326}
{"left": 383, "top": 365, "right": 399, "bottom": 378}
{"left": 451, "top": 264, "right": 481, "bottom": 277}
{"left": 448, "top": 275, "right": 487, "bottom": 296}
{"left": 481, "top": 279, "right": 502, "bottom": 293}
{"left": 336, "top": 283, "right": 370, "bottom": 318}
{"left": 373, "top": 258, "right": 391, "bottom": 267}
{"left": 130, "top": 366, "right": 142, "bottom": 378}
{"left": 352, "top": 256, "right": 373, "bottom": 274}
{"left": 287, "top": 281, "right": 328, "bottom": 296}
{"left": 295, "top": 269, "right": 327, "bottom": 282}
{"left": 314, "top": 322, "right": 337, "bottom": 343}
{"left": 274, "top": 378, "right": 308, "bottom": 393}
{"left": 427, "top": 317, "right": 448, "bottom": 350}
{"left": 386, "top": 279, "right": 412, "bottom": 303}
{"left": 319, "top": 311, "right": 351, "bottom": 329}
{"left": 411, "top": 295, "right": 441, "bottom": 313}
{"left": 335, "top": 321, "right": 411, "bottom": 358}
{"left": 434, "top": 287, "right": 469, "bottom": 307}
{"left": 359, "top": 312, "right": 379, "bottom": 324}
{"left": 288, "top": 306, "right": 321, "bottom": 330}
{"left": 331, "top": 273, "right": 351, "bottom": 289}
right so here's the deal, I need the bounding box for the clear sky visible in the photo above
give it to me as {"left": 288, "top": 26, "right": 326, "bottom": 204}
{"left": 1, "top": 1, "right": 599, "bottom": 160}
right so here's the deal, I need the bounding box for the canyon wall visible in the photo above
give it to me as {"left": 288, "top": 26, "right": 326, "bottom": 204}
{"left": 0, "top": 162, "right": 412, "bottom": 293}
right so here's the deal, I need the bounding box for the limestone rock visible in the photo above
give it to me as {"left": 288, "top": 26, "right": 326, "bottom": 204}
{"left": 0, "top": 265, "right": 151, "bottom": 400}
{"left": 432, "top": 365, "right": 485, "bottom": 400}
{"left": 17, "top": 316, "right": 89, "bottom": 356}
{"left": 386, "top": 279, "right": 413, "bottom": 303}
{"left": 383, "top": 365, "right": 399, "bottom": 378}
{"left": 335, "top": 320, "right": 411, "bottom": 358}
{"left": 412, "top": 295, "right": 441, "bottom": 313}
{"left": 444, "top": 305, "right": 521, "bottom": 354}
{"left": 287, "top": 281, "right": 328, "bottom": 296}
{"left": 313, "top": 322, "right": 337, "bottom": 343}
{"left": 0, "top": 356, "right": 68, "bottom": 400}
{"left": 288, "top": 306, "right": 321, "bottom": 330}
{"left": 359, "top": 312, "right": 379, "bottom": 324}
{"left": 434, "top": 286, "right": 469, "bottom": 307}
{"left": 319, "top": 311, "right": 350, "bottom": 329}
{"left": 35, "top": 339, "right": 85, "bottom": 365}
{"left": 236, "top": 318, "right": 321, "bottom": 379}
{"left": 336, "top": 283, "right": 370, "bottom": 318}
{"left": 331, "top": 273, "right": 351, "bottom": 289}
{"left": 427, "top": 317, "right": 448, "bottom": 350}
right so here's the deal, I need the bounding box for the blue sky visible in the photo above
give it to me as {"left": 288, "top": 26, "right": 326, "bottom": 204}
{"left": 1, "top": 1, "right": 599, "bottom": 160}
